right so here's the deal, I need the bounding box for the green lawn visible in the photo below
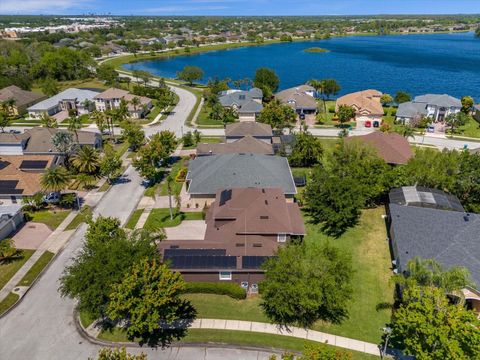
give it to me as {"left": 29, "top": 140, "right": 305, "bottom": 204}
{"left": 143, "top": 210, "right": 203, "bottom": 230}
{"left": 97, "top": 180, "right": 111, "bottom": 192}
{"left": 125, "top": 209, "right": 144, "bottom": 230}
{"left": 25, "top": 209, "right": 70, "bottom": 230}
{"left": 196, "top": 103, "right": 224, "bottom": 127}
{"left": 186, "top": 87, "right": 203, "bottom": 127}
{"left": 0, "top": 293, "right": 19, "bottom": 316}
{"left": 98, "top": 328, "right": 377, "bottom": 359}
{"left": 16, "top": 251, "right": 55, "bottom": 287}
{"left": 180, "top": 208, "right": 393, "bottom": 344}
{"left": 456, "top": 117, "right": 480, "bottom": 138}
{"left": 113, "top": 141, "right": 130, "bottom": 157}
{"left": 79, "top": 309, "right": 97, "bottom": 328}
{"left": 0, "top": 249, "right": 35, "bottom": 290}
{"left": 183, "top": 136, "right": 222, "bottom": 150}
{"left": 65, "top": 206, "right": 93, "bottom": 231}
{"left": 158, "top": 158, "right": 189, "bottom": 196}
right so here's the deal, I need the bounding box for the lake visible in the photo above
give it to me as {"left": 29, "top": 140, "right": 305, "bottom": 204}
{"left": 124, "top": 32, "right": 480, "bottom": 99}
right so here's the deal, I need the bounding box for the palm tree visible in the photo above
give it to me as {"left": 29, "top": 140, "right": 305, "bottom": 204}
{"left": 130, "top": 97, "right": 141, "bottom": 117}
{"left": 40, "top": 113, "right": 58, "bottom": 128}
{"left": 82, "top": 99, "right": 94, "bottom": 112}
{"left": 71, "top": 146, "right": 100, "bottom": 174}
{"left": 68, "top": 116, "right": 83, "bottom": 144}
{"left": 166, "top": 175, "right": 174, "bottom": 220}
{"left": 124, "top": 77, "right": 131, "bottom": 90}
{"left": 91, "top": 110, "right": 107, "bottom": 134}
{"left": 1, "top": 98, "right": 16, "bottom": 116}
{"left": 0, "top": 111, "right": 9, "bottom": 133}
{"left": 399, "top": 125, "right": 415, "bottom": 140}
{"left": 41, "top": 166, "right": 70, "bottom": 193}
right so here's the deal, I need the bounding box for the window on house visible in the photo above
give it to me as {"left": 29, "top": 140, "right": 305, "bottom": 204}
{"left": 253, "top": 243, "right": 262, "bottom": 247}
{"left": 277, "top": 234, "right": 287, "bottom": 243}
{"left": 236, "top": 243, "right": 245, "bottom": 247}
{"left": 219, "top": 271, "right": 232, "bottom": 280}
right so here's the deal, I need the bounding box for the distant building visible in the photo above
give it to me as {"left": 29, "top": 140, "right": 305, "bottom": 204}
{"left": 218, "top": 88, "right": 263, "bottom": 122}
{"left": 94, "top": 87, "right": 152, "bottom": 119}
{"left": 27, "top": 88, "right": 99, "bottom": 120}
{"left": 336, "top": 89, "right": 383, "bottom": 129}
{"left": 158, "top": 188, "right": 305, "bottom": 287}
{"left": 396, "top": 94, "right": 462, "bottom": 125}
{"left": 0, "top": 86, "right": 46, "bottom": 116}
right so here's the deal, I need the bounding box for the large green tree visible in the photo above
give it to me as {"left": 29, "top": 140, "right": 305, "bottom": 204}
{"left": 41, "top": 166, "right": 70, "bottom": 193}
{"left": 121, "top": 120, "right": 145, "bottom": 151}
{"left": 97, "top": 63, "right": 118, "bottom": 85}
{"left": 177, "top": 66, "right": 204, "bottom": 86}
{"left": 390, "top": 285, "right": 480, "bottom": 360}
{"left": 288, "top": 131, "right": 324, "bottom": 167}
{"left": 59, "top": 217, "right": 160, "bottom": 318}
{"left": 107, "top": 258, "right": 196, "bottom": 346}
{"left": 395, "top": 91, "right": 412, "bottom": 104}
{"left": 258, "top": 99, "right": 296, "bottom": 130}
{"left": 71, "top": 146, "right": 100, "bottom": 175}
{"left": 254, "top": 67, "right": 280, "bottom": 98}
{"left": 336, "top": 104, "right": 356, "bottom": 124}
{"left": 261, "top": 242, "right": 352, "bottom": 328}
{"left": 461, "top": 96, "right": 474, "bottom": 114}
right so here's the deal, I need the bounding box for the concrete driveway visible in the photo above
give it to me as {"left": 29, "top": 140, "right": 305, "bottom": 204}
{"left": 12, "top": 222, "right": 52, "bottom": 250}
{"left": 165, "top": 220, "right": 206, "bottom": 240}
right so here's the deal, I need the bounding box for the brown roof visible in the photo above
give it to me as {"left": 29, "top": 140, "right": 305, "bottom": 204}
{"left": 0, "top": 155, "right": 55, "bottom": 196}
{"left": 93, "top": 87, "right": 129, "bottom": 100}
{"left": 336, "top": 90, "right": 384, "bottom": 116}
{"left": 345, "top": 132, "right": 413, "bottom": 165}
{"left": 275, "top": 87, "right": 317, "bottom": 110}
{"left": 0, "top": 85, "right": 45, "bottom": 107}
{"left": 225, "top": 122, "right": 273, "bottom": 137}
{"left": 0, "top": 132, "right": 30, "bottom": 144}
{"left": 196, "top": 136, "right": 274, "bottom": 156}
{"left": 158, "top": 188, "right": 305, "bottom": 259}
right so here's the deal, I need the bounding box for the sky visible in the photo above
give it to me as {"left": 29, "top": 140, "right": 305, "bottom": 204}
{"left": 1, "top": 0, "right": 480, "bottom": 16}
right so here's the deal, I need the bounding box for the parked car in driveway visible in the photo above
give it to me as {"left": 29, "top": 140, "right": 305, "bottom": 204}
{"left": 43, "top": 192, "right": 61, "bottom": 204}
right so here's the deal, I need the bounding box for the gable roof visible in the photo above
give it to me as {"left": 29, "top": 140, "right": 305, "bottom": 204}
{"left": 196, "top": 136, "right": 274, "bottom": 156}
{"left": 0, "top": 85, "right": 45, "bottom": 107}
{"left": 275, "top": 87, "right": 317, "bottom": 110}
{"left": 238, "top": 99, "right": 263, "bottom": 113}
{"left": 93, "top": 87, "right": 130, "bottom": 100}
{"left": 414, "top": 94, "right": 462, "bottom": 108}
{"left": 186, "top": 153, "right": 296, "bottom": 195}
{"left": 345, "top": 132, "right": 413, "bottom": 165}
{"left": 389, "top": 203, "right": 480, "bottom": 289}
{"left": 225, "top": 122, "right": 273, "bottom": 137}
{"left": 218, "top": 88, "right": 263, "bottom": 109}
{"left": 27, "top": 88, "right": 100, "bottom": 111}
{"left": 396, "top": 101, "right": 427, "bottom": 119}
{"left": 336, "top": 89, "right": 383, "bottom": 116}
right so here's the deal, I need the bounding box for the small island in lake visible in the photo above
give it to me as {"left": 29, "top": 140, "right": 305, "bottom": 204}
{"left": 304, "top": 47, "right": 330, "bottom": 53}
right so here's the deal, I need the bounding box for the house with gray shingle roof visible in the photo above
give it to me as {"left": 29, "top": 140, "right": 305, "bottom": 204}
{"left": 388, "top": 187, "right": 480, "bottom": 314}
{"left": 0, "top": 85, "right": 46, "bottom": 116}
{"left": 184, "top": 153, "right": 296, "bottom": 208}
{"left": 218, "top": 88, "right": 263, "bottom": 121}
{"left": 396, "top": 94, "right": 462, "bottom": 124}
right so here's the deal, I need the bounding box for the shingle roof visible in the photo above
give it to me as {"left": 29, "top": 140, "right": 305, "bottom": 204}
{"left": 27, "top": 88, "right": 100, "bottom": 111}
{"left": 345, "top": 132, "right": 413, "bottom": 165}
{"left": 396, "top": 101, "right": 427, "bottom": 118}
{"left": 275, "top": 87, "right": 317, "bottom": 110}
{"left": 414, "top": 94, "right": 462, "bottom": 108}
{"left": 196, "top": 136, "right": 274, "bottom": 156}
{"left": 186, "top": 153, "right": 296, "bottom": 195}
{"left": 336, "top": 90, "right": 384, "bottom": 116}
{"left": 0, "top": 85, "right": 45, "bottom": 107}
{"left": 218, "top": 88, "right": 263, "bottom": 110}
{"left": 93, "top": 87, "right": 129, "bottom": 100}
{"left": 238, "top": 99, "right": 263, "bottom": 113}
{"left": 389, "top": 203, "right": 480, "bottom": 288}
{"left": 225, "top": 122, "right": 273, "bottom": 137}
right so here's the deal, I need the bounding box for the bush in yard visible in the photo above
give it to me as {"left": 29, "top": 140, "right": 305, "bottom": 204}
{"left": 91, "top": 347, "right": 147, "bottom": 360}
{"left": 328, "top": 105, "right": 336, "bottom": 113}
{"left": 59, "top": 193, "right": 77, "bottom": 208}
{"left": 183, "top": 282, "right": 246, "bottom": 300}
{"left": 175, "top": 168, "right": 188, "bottom": 183}
{"left": 270, "top": 344, "right": 353, "bottom": 360}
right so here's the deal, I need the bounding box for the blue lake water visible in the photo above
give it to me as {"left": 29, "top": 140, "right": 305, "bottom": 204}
{"left": 124, "top": 32, "right": 480, "bottom": 99}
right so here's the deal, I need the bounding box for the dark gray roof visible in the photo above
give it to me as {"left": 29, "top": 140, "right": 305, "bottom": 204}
{"left": 389, "top": 203, "right": 480, "bottom": 289}
{"left": 389, "top": 186, "right": 464, "bottom": 212}
{"left": 238, "top": 100, "right": 263, "bottom": 113}
{"left": 396, "top": 101, "right": 427, "bottom": 118}
{"left": 219, "top": 88, "right": 263, "bottom": 108}
{"left": 414, "top": 94, "right": 462, "bottom": 108}
{"left": 225, "top": 122, "right": 273, "bottom": 137}
{"left": 186, "top": 153, "right": 296, "bottom": 195}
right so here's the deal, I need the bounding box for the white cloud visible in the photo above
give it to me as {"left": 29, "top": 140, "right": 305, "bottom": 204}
{"left": 0, "top": 0, "right": 91, "bottom": 14}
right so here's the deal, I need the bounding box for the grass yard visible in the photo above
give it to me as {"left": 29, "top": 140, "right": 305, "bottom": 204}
{"left": 183, "top": 136, "right": 222, "bottom": 150}
{"left": 25, "top": 209, "right": 70, "bottom": 230}
{"left": 16, "top": 251, "right": 55, "bottom": 287}
{"left": 97, "top": 180, "right": 111, "bottom": 192}
{"left": 186, "top": 87, "right": 203, "bottom": 127}
{"left": 180, "top": 208, "right": 393, "bottom": 344}
{"left": 158, "top": 158, "right": 189, "bottom": 196}
{"left": 196, "top": 103, "right": 224, "bottom": 127}
{"left": 143, "top": 210, "right": 203, "bottom": 230}
{"left": 65, "top": 206, "right": 93, "bottom": 231}
{"left": 125, "top": 209, "right": 144, "bottom": 230}
{"left": 456, "top": 117, "right": 480, "bottom": 138}
{"left": 113, "top": 141, "right": 130, "bottom": 158}
{"left": 0, "top": 293, "right": 19, "bottom": 316}
{"left": 0, "top": 249, "right": 35, "bottom": 290}
{"left": 79, "top": 309, "right": 97, "bottom": 328}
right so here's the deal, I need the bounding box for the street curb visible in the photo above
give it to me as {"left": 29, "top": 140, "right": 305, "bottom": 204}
{"left": 73, "top": 310, "right": 294, "bottom": 356}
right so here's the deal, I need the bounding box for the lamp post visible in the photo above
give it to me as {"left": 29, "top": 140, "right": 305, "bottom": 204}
{"left": 381, "top": 327, "right": 392, "bottom": 359}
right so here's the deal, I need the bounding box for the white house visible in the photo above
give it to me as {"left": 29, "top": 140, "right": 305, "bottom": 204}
{"left": 396, "top": 94, "right": 462, "bottom": 125}
{"left": 94, "top": 87, "right": 152, "bottom": 119}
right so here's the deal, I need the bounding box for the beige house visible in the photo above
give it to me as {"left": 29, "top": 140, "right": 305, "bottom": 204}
{"left": 0, "top": 85, "right": 46, "bottom": 116}
{"left": 94, "top": 87, "right": 152, "bottom": 119}
{"left": 275, "top": 85, "right": 317, "bottom": 124}
{"left": 336, "top": 89, "right": 384, "bottom": 129}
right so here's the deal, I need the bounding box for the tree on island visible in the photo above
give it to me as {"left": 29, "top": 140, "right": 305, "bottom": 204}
{"left": 395, "top": 91, "right": 411, "bottom": 104}
{"left": 177, "top": 66, "right": 204, "bottom": 86}
{"left": 260, "top": 242, "right": 353, "bottom": 328}
{"left": 254, "top": 67, "right": 280, "bottom": 98}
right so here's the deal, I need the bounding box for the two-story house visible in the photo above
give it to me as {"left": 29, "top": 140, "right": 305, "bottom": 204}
{"left": 93, "top": 87, "right": 152, "bottom": 119}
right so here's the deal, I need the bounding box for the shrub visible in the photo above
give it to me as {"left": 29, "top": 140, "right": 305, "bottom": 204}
{"left": 175, "top": 168, "right": 188, "bottom": 183}
{"left": 391, "top": 109, "right": 397, "bottom": 116}
{"left": 184, "top": 282, "right": 246, "bottom": 300}
{"left": 59, "top": 193, "right": 77, "bottom": 208}
{"left": 328, "top": 105, "right": 336, "bottom": 113}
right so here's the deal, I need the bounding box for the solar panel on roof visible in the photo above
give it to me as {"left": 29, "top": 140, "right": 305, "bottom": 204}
{"left": 19, "top": 160, "right": 48, "bottom": 170}
{"left": 164, "top": 248, "right": 226, "bottom": 257}
{"left": 0, "top": 180, "right": 18, "bottom": 189}
{"left": 242, "top": 256, "right": 274, "bottom": 269}
{"left": 219, "top": 189, "right": 232, "bottom": 206}
{"left": 166, "top": 255, "right": 236, "bottom": 269}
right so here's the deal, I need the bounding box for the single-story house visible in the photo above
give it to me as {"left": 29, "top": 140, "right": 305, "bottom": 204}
{"left": 275, "top": 85, "right": 317, "bottom": 120}
{"left": 218, "top": 88, "right": 263, "bottom": 122}
{"left": 396, "top": 94, "right": 462, "bottom": 124}
{"left": 158, "top": 188, "right": 305, "bottom": 287}
{"left": 185, "top": 153, "right": 297, "bottom": 208}
{"left": 0, "top": 204, "right": 23, "bottom": 241}
{"left": 0, "top": 155, "right": 61, "bottom": 198}
{"left": 0, "top": 85, "right": 46, "bottom": 116}
{"left": 196, "top": 135, "right": 274, "bottom": 156}
{"left": 388, "top": 187, "right": 480, "bottom": 314}
{"left": 94, "top": 87, "right": 152, "bottom": 119}
{"left": 0, "top": 127, "right": 102, "bottom": 156}
{"left": 27, "top": 88, "right": 99, "bottom": 119}
{"left": 336, "top": 89, "right": 384, "bottom": 129}
{"left": 225, "top": 122, "right": 273, "bottom": 144}
{"left": 345, "top": 132, "right": 413, "bottom": 165}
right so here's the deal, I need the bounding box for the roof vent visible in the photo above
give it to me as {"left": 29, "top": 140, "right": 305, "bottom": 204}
{"left": 464, "top": 213, "right": 470, "bottom": 222}
{"left": 265, "top": 200, "right": 268, "bottom": 205}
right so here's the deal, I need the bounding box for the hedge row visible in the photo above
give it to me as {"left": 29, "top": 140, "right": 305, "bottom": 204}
{"left": 184, "top": 282, "right": 246, "bottom": 300}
